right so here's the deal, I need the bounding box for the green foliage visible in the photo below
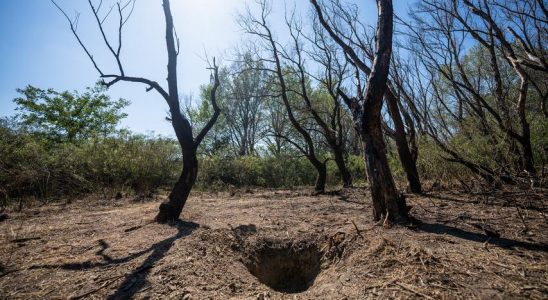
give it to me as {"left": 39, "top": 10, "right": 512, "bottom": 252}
{"left": 0, "top": 120, "right": 179, "bottom": 199}
{"left": 529, "top": 113, "right": 548, "bottom": 166}
{"left": 197, "top": 155, "right": 316, "bottom": 189}
{"left": 0, "top": 115, "right": 369, "bottom": 199}
{"left": 195, "top": 154, "right": 367, "bottom": 190}
{"left": 14, "top": 83, "right": 129, "bottom": 142}
{"left": 413, "top": 138, "right": 473, "bottom": 183}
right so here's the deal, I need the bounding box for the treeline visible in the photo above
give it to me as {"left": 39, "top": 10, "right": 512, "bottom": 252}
{"left": 1, "top": 118, "right": 476, "bottom": 201}
{"left": 0, "top": 123, "right": 178, "bottom": 199}
{"left": 0, "top": 119, "right": 364, "bottom": 199}
{"left": 0, "top": 109, "right": 496, "bottom": 202}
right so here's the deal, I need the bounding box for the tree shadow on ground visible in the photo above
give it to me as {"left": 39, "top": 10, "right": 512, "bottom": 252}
{"left": 107, "top": 220, "right": 198, "bottom": 299}
{"left": 424, "top": 192, "right": 546, "bottom": 212}
{"left": 417, "top": 221, "right": 548, "bottom": 253}
{"left": 29, "top": 220, "right": 198, "bottom": 299}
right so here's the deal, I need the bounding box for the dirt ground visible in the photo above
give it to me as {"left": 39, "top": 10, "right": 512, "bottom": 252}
{"left": 0, "top": 187, "right": 547, "bottom": 299}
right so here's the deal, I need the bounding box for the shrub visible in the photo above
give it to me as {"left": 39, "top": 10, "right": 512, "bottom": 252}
{"left": 0, "top": 121, "right": 180, "bottom": 199}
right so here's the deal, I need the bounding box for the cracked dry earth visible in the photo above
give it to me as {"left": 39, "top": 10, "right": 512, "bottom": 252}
{"left": 0, "top": 187, "right": 547, "bottom": 299}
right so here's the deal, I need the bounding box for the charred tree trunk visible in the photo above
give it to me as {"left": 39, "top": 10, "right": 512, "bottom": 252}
{"left": 156, "top": 146, "right": 198, "bottom": 223}
{"left": 358, "top": 0, "right": 409, "bottom": 222}
{"left": 385, "top": 90, "right": 422, "bottom": 193}
{"left": 332, "top": 145, "right": 352, "bottom": 187}
{"left": 312, "top": 160, "right": 328, "bottom": 193}
{"left": 155, "top": 2, "right": 220, "bottom": 223}
{"left": 360, "top": 113, "right": 407, "bottom": 221}
{"left": 155, "top": 0, "right": 192, "bottom": 222}
{"left": 313, "top": 0, "right": 409, "bottom": 222}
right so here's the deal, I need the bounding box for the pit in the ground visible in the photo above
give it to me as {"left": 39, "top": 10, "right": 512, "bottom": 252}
{"left": 242, "top": 239, "right": 321, "bottom": 293}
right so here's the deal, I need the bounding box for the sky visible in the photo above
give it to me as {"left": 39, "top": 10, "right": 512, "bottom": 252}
{"left": 0, "top": 0, "right": 410, "bottom": 136}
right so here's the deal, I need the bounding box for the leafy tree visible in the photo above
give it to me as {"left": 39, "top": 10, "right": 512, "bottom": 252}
{"left": 188, "top": 85, "right": 232, "bottom": 157}
{"left": 14, "top": 83, "right": 129, "bottom": 142}
{"left": 220, "top": 53, "right": 270, "bottom": 156}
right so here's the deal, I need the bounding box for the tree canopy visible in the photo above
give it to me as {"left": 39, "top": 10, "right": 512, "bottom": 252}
{"left": 14, "top": 83, "right": 129, "bottom": 142}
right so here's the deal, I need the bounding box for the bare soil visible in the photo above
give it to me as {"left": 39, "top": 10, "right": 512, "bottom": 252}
{"left": 0, "top": 187, "right": 547, "bottom": 299}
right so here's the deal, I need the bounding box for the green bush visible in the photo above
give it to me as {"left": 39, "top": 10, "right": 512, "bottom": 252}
{"left": 414, "top": 138, "right": 473, "bottom": 183}
{"left": 195, "top": 154, "right": 367, "bottom": 190}
{"left": 0, "top": 122, "right": 180, "bottom": 199}
{"left": 196, "top": 155, "right": 317, "bottom": 189}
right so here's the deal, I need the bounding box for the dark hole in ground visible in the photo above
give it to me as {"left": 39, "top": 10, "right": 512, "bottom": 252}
{"left": 242, "top": 240, "right": 321, "bottom": 293}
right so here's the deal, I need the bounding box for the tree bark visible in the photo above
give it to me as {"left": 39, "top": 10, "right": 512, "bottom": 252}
{"left": 385, "top": 90, "right": 422, "bottom": 193}
{"left": 361, "top": 115, "right": 407, "bottom": 221}
{"left": 332, "top": 145, "right": 352, "bottom": 187}
{"left": 313, "top": 160, "right": 327, "bottom": 193}
{"left": 156, "top": 147, "right": 198, "bottom": 223}
{"left": 154, "top": 0, "right": 191, "bottom": 222}
{"left": 358, "top": 0, "right": 408, "bottom": 222}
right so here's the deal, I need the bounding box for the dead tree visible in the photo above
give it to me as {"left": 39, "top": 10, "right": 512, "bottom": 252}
{"left": 307, "top": 41, "right": 356, "bottom": 188}
{"left": 311, "top": 0, "right": 422, "bottom": 193}
{"left": 282, "top": 13, "right": 354, "bottom": 188}
{"left": 52, "top": 0, "right": 221, "bottom": 223}
{"left": 401, "top": 0, "right": 546, "bottom": 181}
{"left": 312, "top": 0, "right": 409, "bottom": 222}
{"left": 240, "top": 1, "right": 327, "bottom": 193}
{"left": 458, "top": 0, "right": 541, "bottom": 176}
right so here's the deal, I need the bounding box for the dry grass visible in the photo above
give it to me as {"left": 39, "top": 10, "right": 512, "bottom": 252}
{"left": 0, "top": 187, "right": 546, "bottom": 299}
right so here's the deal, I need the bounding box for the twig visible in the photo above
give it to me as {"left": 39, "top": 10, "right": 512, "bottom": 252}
{"left": 363, "top": 278, "right": 398, "bottom": 290}
{"left": 396, "top": 282, "right": 435, "bottom": 300}
{"left": 70, "top": 274, "right": 125, "bottom": 299}
{"left": 515, "top": 206, "right": 529, "bottom": 232}
{"left": 351, "top": 219, "right": 363, "bottom": 237}
{"left": 382, "top": 211, "right": 391, "bottom": 228}
{"left": 10, "top": 237, "right": 41, "bottom": 243}
{"left": 124, "top": 220, "right": 154, "bottom": 232}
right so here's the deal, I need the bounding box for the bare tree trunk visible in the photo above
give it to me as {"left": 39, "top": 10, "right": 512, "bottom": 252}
{"left": 518, "top": 80, "right": 536, "bottom": 175}
{"left": 333, "top": 146, "right": 352, "bottom": 187}
{"left": 154, "top": 0, "right": 192, "bottom": 222}
{"left": 312, "top": 160, "right": 327, "bottom": 193}
{"left": 54, "top": 0, "right": 222, "bottom": 224}
{"left": 359, "top": 0, "right": 408, "bottom": 222}
{"left": 385, "top": 90, "right": 422, "bottom": 193}
{"left": 361, "top": 114, "right": 407, "bottom": 221}
{"left": 242, "top": 1, "right": 327, "bottom": 193}
{"left": 312, "top": 0, "right": 409, "bottom": 222}
{"left": 156, "top": 147, "right": 197, "bottom": 223}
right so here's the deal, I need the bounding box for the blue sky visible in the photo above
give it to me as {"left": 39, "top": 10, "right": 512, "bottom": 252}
{"left": 0, "top": 0, "right": 410, "bottom": 136}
